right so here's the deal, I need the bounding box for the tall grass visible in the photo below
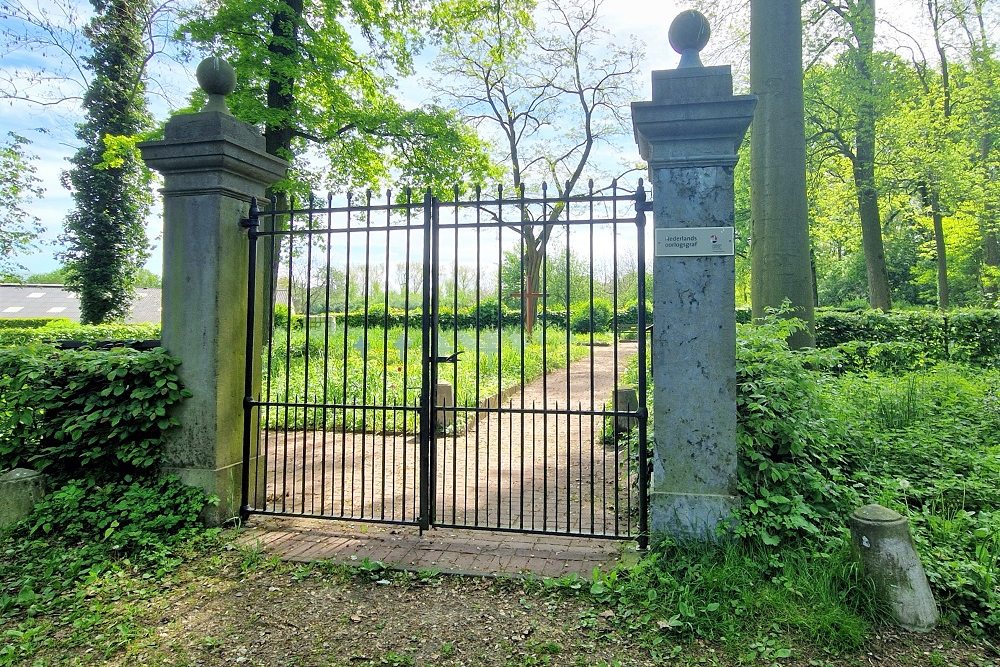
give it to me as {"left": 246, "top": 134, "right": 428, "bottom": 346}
{"left": 261, "top": 325, "right": 593, "bottom": 431}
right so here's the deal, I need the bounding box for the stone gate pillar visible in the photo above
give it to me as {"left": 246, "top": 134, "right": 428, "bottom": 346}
{"left": 631, "top": 12, "right": 756, "bottom": 540}
{"left": 139, "top": 58, "right": 287, "bottom": 524}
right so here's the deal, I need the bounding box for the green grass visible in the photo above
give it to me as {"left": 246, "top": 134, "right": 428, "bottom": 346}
{"left": 582, "top": 541, "right": 879, "bottom": 657}
{"left": 821, "top": 364, "right": 1000, "bottom": 634}
{"left": 262, "top": 325, "right": 598, "bottom": 431}
{"left": 0, "top": 527, "right": 220, "bottom": 666}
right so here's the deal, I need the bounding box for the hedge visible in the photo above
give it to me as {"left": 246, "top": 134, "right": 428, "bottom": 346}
{"left": 0, "top": 345, "right": 188, "bottom": 482}
{"left": 0, "top": 317, "right": 72, "bottom": 330}
{"left": 0, "top": 322, "right": 159, "bottom": 348}
{"left": 814, "top": 308, "right": 1000, "bottom": 364}
{"left": 274, "top": 303, "right": 999, "bottom": 363}
{"left": 279, "top": 300, "right": 654, "bottom": 334}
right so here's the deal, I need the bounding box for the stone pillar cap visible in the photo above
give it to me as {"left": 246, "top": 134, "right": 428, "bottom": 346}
{"left": 196, "top": 57, "right": 237, "bottom": 114}
{"left": 852, "top": 504, "right": 904, "bottom": 523}
{"left": 669, "top": 10, "right": 711, "bottom": 68}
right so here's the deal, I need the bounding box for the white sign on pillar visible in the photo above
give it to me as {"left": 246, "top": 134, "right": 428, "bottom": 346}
{"left": 654, "top": 227, "right": 735, "bottom": 257}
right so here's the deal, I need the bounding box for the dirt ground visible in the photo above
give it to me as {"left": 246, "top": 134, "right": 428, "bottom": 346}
{"left": 83, "top": 550, "right": 998, "bottom": 667}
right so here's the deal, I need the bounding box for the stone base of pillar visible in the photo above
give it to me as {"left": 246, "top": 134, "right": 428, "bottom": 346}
{"left": 164, "top": 454, "right": 265, "bottom": 526}
{"left": 650, "top": 491, "right": 739, "bottom": 541}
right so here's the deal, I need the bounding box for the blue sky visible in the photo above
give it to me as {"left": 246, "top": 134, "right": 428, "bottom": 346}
{"left": 2, "top": 0, "right": 939, "bottom": 278}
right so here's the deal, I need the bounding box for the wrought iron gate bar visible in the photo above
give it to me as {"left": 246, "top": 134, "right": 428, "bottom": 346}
{"left": 241, "top": 181, "right": 650, "bottom": 544}
{"left": 244, "top": 402, "right": 626, "bottom": 418}
{"left": 252, "top": 216, "right": 641, "bottom": 238}
{"left": 254, "top": 193, "right": 638, "bottom": 219}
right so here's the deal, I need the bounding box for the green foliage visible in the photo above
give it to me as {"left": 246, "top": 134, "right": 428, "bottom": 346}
{"left": 325, "top": 302, "right": 656, "bottom": 333}
{"left": 22, "top": 266, "right": 69, "bottom": 284}
{"left": 587, "top": 542, "right": 876, "bottom": 654}
{"left": 814, "top": 307, "right": 1000, "bottom": 365}
{"left": 734, "top": 316, "right": 859, "bottom": 548}
{"left": 182, "top": 0, "right": 496, "bottom": 194}
{"left": 61, "top": 0, "right": 152, "bottom": 323}
{"left": 0, "top": 132, "right": 44, "bottom": 280}
{"left": 0, "top": 479, "right": 212, "bottom": 664}
{"left": 947, "top": 309, "right": 1000, "bottom": 364}
{"left": 0, "top": 345, "right": 188, "bottom": 482}
{"left": 272, "top": 303, "right": 304, "bottom": 331}
{"left": 0, "top": 317, "right": 71, "bottom": 330}
{"left": 826, "top": 340, "right": 932, "bottom": 374}
{"left": 18, "top": 265, "right": 162, "bottom": 287}
{"left": 730, "top": 313, "right": 998, "bottom": 633}
{"left": 828, "top": 366, "right": 1000, "bottom": 633}
{"left": 265, "top": 324, "right": 591, "bottom": 431}
{"left": 570, "top": 298, "right": 614, "bottom": 334}
{"left": 26, "top": 476, "right": 207, "bottom": 559}
{"left": 0, "top": 321, "right": 159, "bottom": 347}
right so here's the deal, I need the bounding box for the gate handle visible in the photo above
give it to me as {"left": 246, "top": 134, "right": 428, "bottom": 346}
{"left": 432, "top": 351, "right": 463, "bottom": 364}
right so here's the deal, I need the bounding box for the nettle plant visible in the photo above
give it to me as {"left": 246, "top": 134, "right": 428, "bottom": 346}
{"left": 733, "top": 315, "right": 859, "bottom": 549}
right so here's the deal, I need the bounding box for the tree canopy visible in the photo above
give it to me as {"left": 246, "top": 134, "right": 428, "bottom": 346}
{"left": 0, "top": 132, "right": 44, "bottom": 281}
{"left": 181, "top": 0, "right": 497, "bottom": 194}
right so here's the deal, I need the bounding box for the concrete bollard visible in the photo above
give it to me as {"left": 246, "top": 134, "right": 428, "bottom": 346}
{"left": 0, "top": 468, "right": 47, "bottom": 528}
{"left": 435, "top": 381, "right": 454, "bottom": 428}
{"left": 614, "top": 387, "right": 639, "bottom": 432}
{"left": 848, "top": 504, "right": 938, "bottom": 632}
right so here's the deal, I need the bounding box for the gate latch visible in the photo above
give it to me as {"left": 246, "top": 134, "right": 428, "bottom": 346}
{"left": 432, "top": 351, "right": 463, "bottom": 364}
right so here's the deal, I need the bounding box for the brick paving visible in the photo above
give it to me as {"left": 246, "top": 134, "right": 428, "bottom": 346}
{"left": 237, "top": 516, "right": 633, "bottom": 579}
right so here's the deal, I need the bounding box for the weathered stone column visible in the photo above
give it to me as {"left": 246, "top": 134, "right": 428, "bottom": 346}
{"left": 139, "top": 58, "right": 287, "bottom": 524}
{"left": 631, "top": 12, "right": 756, "bottom": 540}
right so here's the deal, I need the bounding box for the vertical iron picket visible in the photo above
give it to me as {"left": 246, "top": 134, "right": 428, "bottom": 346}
{"left": 238, "top": 182, "right": 650, "bottom": 544}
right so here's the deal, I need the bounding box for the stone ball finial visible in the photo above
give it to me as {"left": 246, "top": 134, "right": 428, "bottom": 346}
{"left": 668, "top": 10, "right": 711, "bottom": 68}
{"left": 196, "top": 57, "right": 236, "bottom": 114}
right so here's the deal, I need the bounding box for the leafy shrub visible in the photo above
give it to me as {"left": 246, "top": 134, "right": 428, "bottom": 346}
{"left": 617, "top": 300, "right": 652, "bottom": 328}
{"left": 570, "top": 298, "right": 614, "bottom": 333}
{"left": 948, "top": 310, "right": 1000, "bottom": 365}
{"left": 0, "top": 345, "right": 189, "bottom": 482}
{"left": 26, "top": 476, "right": 207, "bottom": 559}
{"left": 734, "top": 316, "right": 859, "bottom": 548}
{"left": 813, "top": 308, "right": 1000, "bottom": 365}
{"left": 0, "top": 321, "right": 159, "bottom": 347}
{"left": 827, "top": 340, "right": 932, "bottom": 374}
{"left": 0, "top": 317, "right": 72, "bottom": 330}
{"left": 827, "top": 366, "right": 1000, "bottom": 634}
{"left": 909, "top": 508, "right": 999, "bottom": 634}
{"left": 272, "top": 303, "right": 304, "bottom": 331}
{"left": 0, "top": 476, "right": 212, "bottom": 659}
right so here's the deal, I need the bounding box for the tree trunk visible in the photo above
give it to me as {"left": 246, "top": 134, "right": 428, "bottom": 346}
{"left": 851, "top": 0, "right": 892, "bottom": 311}
{"left": 978, "top": 134, "right": 999, "bottom": 303}
{"left": 750, "top": 0, "right": 815, "bottom": 347}
{"left": 932, "top": 208, "right": 950, "bottom": 311}
{"left": 522, "top": 241, "right": 544, "bottom": 335}
{"left": 259, "top": 0, "right": 301, "bottom": 337}
{"left": 855, "top": 159, "right": 892, "bottom": 310}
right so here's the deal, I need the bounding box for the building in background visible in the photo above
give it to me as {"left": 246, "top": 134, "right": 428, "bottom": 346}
{"left": 0, "top": 284, "right": 161, "bottom": 324}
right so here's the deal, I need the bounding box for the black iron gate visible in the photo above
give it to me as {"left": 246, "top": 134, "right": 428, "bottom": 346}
{"left": 240, "top": 181, "right": 649, "bottom": 545}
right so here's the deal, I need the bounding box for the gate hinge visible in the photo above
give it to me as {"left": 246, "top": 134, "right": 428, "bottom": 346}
{"left": 240, "top": 197, "right": 260, "bottom": 236}
{"left": 635, "top": 179, "right": 654, "bottom": 213}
